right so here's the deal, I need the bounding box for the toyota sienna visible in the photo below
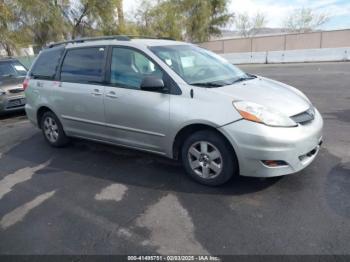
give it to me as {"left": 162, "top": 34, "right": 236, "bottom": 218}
{"left": 24, "top": 36, "right": 323, "bottom": 186}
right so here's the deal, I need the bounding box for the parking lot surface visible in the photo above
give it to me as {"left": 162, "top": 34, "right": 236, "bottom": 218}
{"left": 0, "top": 62, "right": 349, "bottom": 255}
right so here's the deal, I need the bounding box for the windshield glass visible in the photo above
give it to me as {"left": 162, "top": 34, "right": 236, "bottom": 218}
{"left": 149, "top": 45, "right": 248, "bottom": 86}
{"left": 0, "top": 61, "right": 27, "bottom": 79}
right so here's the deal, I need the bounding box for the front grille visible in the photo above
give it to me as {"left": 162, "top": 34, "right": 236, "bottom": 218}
{"left": 6, "top": 98, "right": 26, "bottom": 109}
{"left": 291, "top": 107, "right": 315, "bottom": 124}
{"left": 9, "top": 88, "right": 24, "bottom": 94}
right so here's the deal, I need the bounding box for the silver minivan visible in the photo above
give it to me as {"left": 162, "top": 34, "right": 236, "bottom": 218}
{"left": 25, "top": 36, "right": 323, "bottom": 186}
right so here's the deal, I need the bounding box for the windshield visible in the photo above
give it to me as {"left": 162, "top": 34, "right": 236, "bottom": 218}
{"left": 149, "top": 45, "right": 250, "bottom": 87}
{"left": 0, "top": 61, "right": 27, "bottom": 79}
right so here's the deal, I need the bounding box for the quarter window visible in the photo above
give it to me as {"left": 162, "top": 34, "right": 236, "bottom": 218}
{"left": 60, "top": 47, "right": 105, "bottom": 83}
{"left": 110, "top": 47, "right": 163, "bottom": 90}
{"left": 31, "top": 47, "right": 64, "bottom": 79}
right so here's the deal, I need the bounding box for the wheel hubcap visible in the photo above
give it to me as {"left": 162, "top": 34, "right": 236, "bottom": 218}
{"left": 187, "top": 141, "right": 223, "bottom": 179}
{"left": 43, "top": 117, "right": 59, "bottom": 143}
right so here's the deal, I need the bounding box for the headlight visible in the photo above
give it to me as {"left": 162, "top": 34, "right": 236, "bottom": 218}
{"left": 233, "top": 101, "right": 297, "bottom": 127}
{"left": 0, "top": 89, "right": 6, "bottom": 96}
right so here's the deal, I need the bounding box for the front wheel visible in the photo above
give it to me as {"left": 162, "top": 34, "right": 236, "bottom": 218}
{"left": 41, "top": 111, "right": 69, "bottom": 147}
{"left": 181, "top": 130, "right": 238, "bottom": 186}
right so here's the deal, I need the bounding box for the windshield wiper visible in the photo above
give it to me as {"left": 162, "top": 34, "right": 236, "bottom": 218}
{"left": 190, "top": 82, "right": 225, "bottom": 88}
{"left": 230, "top": 74, "right": 257, "bottom": 84}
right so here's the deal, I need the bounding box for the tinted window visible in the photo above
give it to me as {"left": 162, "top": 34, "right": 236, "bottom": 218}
{"left": 110, "top": 47, "right": 163, "bottom": 90}
{"left": 0, "top": 61, "right": 27, "bottom": 79}
{"left": 31, "top": 47, "right": 64, "bottom": 79}
{"left": 61, "top": 47, "right": 105, "bottom": 83}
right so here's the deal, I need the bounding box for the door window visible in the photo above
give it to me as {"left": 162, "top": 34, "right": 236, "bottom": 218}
{"left": 110, "top": 47, "right": 163, "bottom": 90}
{"left": 60, "top": 47, "right": 105, "bottom": 83}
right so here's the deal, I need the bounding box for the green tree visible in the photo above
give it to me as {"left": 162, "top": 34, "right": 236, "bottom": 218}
{"left": 135, "top": 0, "right": 233, "bottom": 42}
{"left": 1, "top": 0, "right": 128, "bottom": 53}
{"left": 197, "top": 0, "right": 233, "bottom": 41}
{"left": 179, "top": 0, "right": 233, "bottom": 42}
{"left": 181, "top": 0, "right": 211, "bottom": 42}
{"left": 136, "top": 0, "right": 184, "bottom": 40}
{"left": 61, "top": 0, "right": 126, "bottom": 38}
{"left": 0, "top": 0, "right": 32, "bottom": 56}
{"left": 0, "top": 0, "right": 233, "bottom": 56}
{"left": 20, "top": 0, "right": 69, "bottom": 48}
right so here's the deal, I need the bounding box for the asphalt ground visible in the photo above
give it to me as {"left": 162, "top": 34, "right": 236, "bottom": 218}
{"left": 0, "top": 62, "right": 349, "bottom": 255}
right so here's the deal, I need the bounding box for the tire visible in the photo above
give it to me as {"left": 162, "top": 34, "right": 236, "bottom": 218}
{"left": 40, "top": 111, "right": 69, "bottom": 147}
{"left": 181, "top": 130, "right": 238, "bottom": 186}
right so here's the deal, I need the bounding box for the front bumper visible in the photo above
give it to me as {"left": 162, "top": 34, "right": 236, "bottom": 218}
{"left": 0, "top": 95, "right": 26, "bottom": 113}
{"left": 219, "top": 108, "right": 323, "bottom": 177}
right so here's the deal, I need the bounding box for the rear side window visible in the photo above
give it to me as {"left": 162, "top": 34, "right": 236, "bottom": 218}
{"left": 60, "top": 47, "right": 105, "bottom": 83}
{"left": 31, "top": 47, "right": 64, "bottom": 79}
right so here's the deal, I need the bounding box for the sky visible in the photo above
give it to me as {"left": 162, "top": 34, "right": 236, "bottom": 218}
{"left": 123, "top": 0, "right": 350, "bottom": 30}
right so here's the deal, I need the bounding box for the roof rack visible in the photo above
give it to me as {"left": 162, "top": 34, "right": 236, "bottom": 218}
{"left": 127, "top": 35, "right": 175, "bottom": 41}
{"left": 47, "top": 35, "right": 175, "bottom": 48}
{"left": 47, "top": 35, "right": 130, "bottom": 48}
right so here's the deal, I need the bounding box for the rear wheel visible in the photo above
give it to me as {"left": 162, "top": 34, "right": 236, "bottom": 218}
{"left": 41, "top": 111, "right": 69, "bottom": 147}
{"left": 181, "top": 130, "right": 238, "bottom": 186}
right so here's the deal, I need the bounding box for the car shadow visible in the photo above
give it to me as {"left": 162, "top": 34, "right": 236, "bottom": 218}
{"left": 0, "top": 110, "right": 26, "bottom": 121}
{"left": 2, "top": 132, "right": 281, "bottom": 196}
{"left": 325, "top": 161, "right": 350, "bottom": 219}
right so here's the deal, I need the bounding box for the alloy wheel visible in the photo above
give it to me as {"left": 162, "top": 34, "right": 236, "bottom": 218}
{"left": 43, "top": 116, "right": 59, "bottom": 143}
{"left": 187, "top": 141, "right": 223, "bottom": 179}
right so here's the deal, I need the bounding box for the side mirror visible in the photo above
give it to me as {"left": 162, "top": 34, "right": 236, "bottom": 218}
{"left": 140, "top": 76, "right": 165, "bottom": 92}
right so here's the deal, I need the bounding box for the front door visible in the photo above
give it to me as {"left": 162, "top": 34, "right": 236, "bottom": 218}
{"left": 104, "top": 47, "right": 170, "bottom": 154}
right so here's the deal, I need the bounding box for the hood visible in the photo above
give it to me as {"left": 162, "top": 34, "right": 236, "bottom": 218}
{"left": 210, "top": 77, "right": 311, "bottom": 116}
{"left": 0, "top": 76, "right": 25, "bottom": 90}
{"left": 0, "top": 77, "right": 25, "bottom": 97}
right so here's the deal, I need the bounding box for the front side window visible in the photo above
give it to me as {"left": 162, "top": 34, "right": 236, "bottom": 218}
{"left": 61, "top": 47, "right": 105, "bottom": 83}
{"left": 110, "top": 47, "right": 163, "bottom": 90}
{"left": 149, "top": 45, "right": 248, "bottom": 86}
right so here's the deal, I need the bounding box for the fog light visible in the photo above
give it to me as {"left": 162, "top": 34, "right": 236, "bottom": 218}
{"left": 261, "top": 160, "right": 288, "bottom": 167}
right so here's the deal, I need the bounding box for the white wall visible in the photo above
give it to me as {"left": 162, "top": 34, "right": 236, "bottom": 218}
{"left": 221, "top": 47, "right": 350, "bottom": 64}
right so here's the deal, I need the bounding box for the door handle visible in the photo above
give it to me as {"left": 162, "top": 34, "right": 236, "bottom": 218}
{"left": 91, "top": 89, "right": 102, "bottom": 96}
{"left": 106, "top": 91, "right": 118, "bottom": 98}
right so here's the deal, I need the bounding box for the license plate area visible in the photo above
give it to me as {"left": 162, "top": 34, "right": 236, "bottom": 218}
{"left": 7, "top": 98, "right": 26, "bottom": 108}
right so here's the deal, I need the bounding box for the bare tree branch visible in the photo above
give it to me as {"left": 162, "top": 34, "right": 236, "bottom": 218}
{"left": 284, "top": 8, "right": 330, "bottom": 33}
